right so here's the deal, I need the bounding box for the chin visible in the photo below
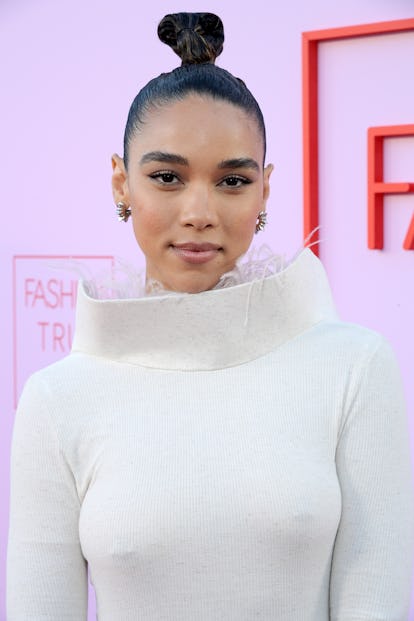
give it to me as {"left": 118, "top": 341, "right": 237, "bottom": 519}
{"left": 175, "top": 280, "right": 216, "bottom": 294}
{"left": 169, "top": 272, "right": 221, "bottom": 294}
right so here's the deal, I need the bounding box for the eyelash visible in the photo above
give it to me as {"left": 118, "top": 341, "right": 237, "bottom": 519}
{"left": 149, "top": 171, "right": 180, "bottom": 185}
{"left": 149, "top": 171, "right": 252, "bottom": 188}
{"left": 220, "top": 175, "right": 252, "bottom": 188}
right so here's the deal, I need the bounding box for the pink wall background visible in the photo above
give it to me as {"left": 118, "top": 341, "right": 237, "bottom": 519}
{"left": 1, "top": 1, "right": 413, "bottom": 619}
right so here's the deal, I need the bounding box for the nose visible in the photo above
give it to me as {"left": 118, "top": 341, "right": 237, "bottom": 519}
{"left": 179, "top": 183, "right": 219, "bottom": 230}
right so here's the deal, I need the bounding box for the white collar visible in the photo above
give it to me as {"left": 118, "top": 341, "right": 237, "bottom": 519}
{"left": 71, "top": 248, "right": 337, "bottom": 371}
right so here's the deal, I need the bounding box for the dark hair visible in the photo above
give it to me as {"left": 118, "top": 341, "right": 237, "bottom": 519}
{"left": 123, "top": 12, "right": 267, "bottom": 169}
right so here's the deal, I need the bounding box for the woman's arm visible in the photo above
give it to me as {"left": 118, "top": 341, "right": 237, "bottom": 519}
{"left": 330, "top": 335, "right": 414, "bottom": 620}
{"left": 7, "top": 372, "right": 88, "bottom": 620}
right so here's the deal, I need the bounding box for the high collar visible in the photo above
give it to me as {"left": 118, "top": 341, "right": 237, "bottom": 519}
{"left": 71, "top": 248, "right": 337, "bottom": 371}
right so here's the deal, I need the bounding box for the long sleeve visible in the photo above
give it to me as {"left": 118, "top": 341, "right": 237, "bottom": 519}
{"left": 330, "top": 336, "right": 414, "bottom": 620}
{"left": 7, "top": 373, "right": 88, "bottom": 620}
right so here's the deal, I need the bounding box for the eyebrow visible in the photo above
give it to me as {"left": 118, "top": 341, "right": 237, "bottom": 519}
{"left": 140, "top": 151, "right": 189, "bottom": 166}
{"left": 217, "top": 157, "right": 260, "bottom": 172}
{"left": 139, "top": 151, "right": 260, "bottom": 172}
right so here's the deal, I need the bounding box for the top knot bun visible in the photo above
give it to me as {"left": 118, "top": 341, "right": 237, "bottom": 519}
{"left": 158, "top": 12, "right": 224, "bottom": 65}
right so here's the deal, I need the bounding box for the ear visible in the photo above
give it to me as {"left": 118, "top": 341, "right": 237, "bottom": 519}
{"left": 111, "top": 153, "right": 130, "bottom": 205}
{"left": 262, "top": 163, "right": 274, "bottom": 207}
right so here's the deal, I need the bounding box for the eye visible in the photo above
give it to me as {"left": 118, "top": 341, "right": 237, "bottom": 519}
{"left": 219, "top": 175, "right": 252, "bottom": 188}
{"left": 149, "top": 171, "right": 181, "bottom": 185}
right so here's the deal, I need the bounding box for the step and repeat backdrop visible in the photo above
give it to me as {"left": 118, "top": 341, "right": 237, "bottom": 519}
{"left": 1, "top": 1, "right": 413, "bottom": 619}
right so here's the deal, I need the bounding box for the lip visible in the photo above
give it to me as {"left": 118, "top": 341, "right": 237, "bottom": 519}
{"left": 171, "top": 242, "right": 222, "bottom": 265}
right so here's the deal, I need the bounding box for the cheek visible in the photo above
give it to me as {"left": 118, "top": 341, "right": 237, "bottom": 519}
{"left": 132, "top": 200, "right": 174, "bottom": 241}
{"left": 224, "top": 200, "right": 259, "bottom": 234}
{"left": 128, "top": 182, "right": 172, "bottom": 233}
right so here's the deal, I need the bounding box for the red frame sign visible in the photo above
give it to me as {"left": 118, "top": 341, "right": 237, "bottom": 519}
{"left": 302, "top": 18, "right": 414, "bottom": 255}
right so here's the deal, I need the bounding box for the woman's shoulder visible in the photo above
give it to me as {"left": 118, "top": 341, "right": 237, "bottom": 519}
{"left": 316, "top": 316, "right": 385, "bottom": 344}
{"left": 308, "top": 316, "right": 398, "bottom": 373}
{"left": 20, "top": 351, "right": 107, "bottom": 401}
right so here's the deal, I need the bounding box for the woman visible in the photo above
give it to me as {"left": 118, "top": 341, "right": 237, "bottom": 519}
{"left": 7, "top": 12, "right": 414, "bottom": 621}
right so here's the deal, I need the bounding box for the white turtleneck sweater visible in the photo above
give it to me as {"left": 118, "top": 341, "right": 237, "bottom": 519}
{"left": 7, "top": 249, "right": 414, "bottom": 620}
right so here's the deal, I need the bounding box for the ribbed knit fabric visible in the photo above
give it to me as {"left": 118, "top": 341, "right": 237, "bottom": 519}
{"left": 7, "top": 249, "right": 414, "bottom": 620}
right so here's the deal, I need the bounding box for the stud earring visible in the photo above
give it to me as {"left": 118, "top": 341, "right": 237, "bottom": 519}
{"left": 255, "top": 210, "right": 267, "bottom": 234}
{"left": 116, "top": 201, "right": 131, "bottom": 223}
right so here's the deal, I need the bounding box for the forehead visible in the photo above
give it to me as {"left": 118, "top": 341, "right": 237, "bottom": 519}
{"left": 129, "top": 95, "right": 263, "bottom": 162}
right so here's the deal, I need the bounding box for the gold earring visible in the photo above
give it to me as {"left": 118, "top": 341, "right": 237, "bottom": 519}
{"left": 116, "top": 201, "right": 131, "bottom": 223}
{"left": 255, "top": 210, "right": 267, "bottom": 234}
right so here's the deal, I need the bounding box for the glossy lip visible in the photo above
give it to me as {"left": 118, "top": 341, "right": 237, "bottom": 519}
{"left": 171, "top": 242, "right": 222, "bottom": 265}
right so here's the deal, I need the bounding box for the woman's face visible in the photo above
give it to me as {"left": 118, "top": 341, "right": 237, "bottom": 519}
{"left": 112, "top": 94, "right": 273, "bottom": 293}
